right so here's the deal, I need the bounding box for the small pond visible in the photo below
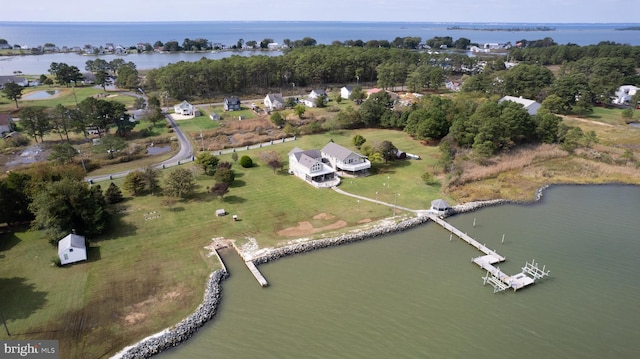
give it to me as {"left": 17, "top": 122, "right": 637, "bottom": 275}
{"left": 23, "top": 90, "right": 60, "bottom": 100}
{"left": 146, "top": 145, "right": 171, "bottom": 155}
{"left": 629, "top": 122, "right": 640, "bottom": 128}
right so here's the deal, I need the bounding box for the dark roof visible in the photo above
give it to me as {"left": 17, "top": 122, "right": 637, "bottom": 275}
{"left": 225, "top": 97, "right": 241, "bottom": 105}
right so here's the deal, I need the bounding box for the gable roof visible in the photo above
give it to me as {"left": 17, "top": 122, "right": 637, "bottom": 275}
{"left": 175, "top": 100, "right": 193, "bottom": 109}
{"left": 499, "top": 96, "right": 538, "bottom": 109}
{"left": 265, "top": 93, "right": 285, "bottom": 104}
{"left": 57, "top": 233, "right": 86, "bottom": 255}
{"left": 225, "top": 97, "right": 241, "bottom": 105}
{"left": 321, "top": 142, "right": 363, "bottom": 161}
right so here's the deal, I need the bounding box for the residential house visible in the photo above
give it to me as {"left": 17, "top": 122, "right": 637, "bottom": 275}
{"left": 0, "top": 114, "right": 16, "bottom": 135}
{"left": 498, "top": 96, "right": 541, "bottom": 116}
{"left": 0, "top": 76, "right": 29, "bottom": 88}
{"left": 224, "top": 97, "right": 241, "bottom": 111}
{"left": 302, "top": 89, "right": 327, "bottom": 107}
{"left": 264, "top": 93, "right": 285, "bottom": 111}
{"left": 612, "top": 85, "right": 639, "bottom": 105}
{"left": 58, "top": 233, "right": 88, "bottom": 265}
{"left": 445, "top": 81, "right": 462, "bottom": 92}
{"left": 174, "top": 100, "right": 197, "bottom": 116}
{"left": 340, "top": 86, "right": 354, "bottom": 99}
{"left": 288, "top": 147, "right": 339, "bottom": 188}
{"left": 321, "top": 142, "right": 371, "bottom": 176}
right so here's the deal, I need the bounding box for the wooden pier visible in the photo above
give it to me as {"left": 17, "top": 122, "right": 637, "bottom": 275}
{"left": 427, "top": 214, "right": 548, "bottom": 293}
{"left": 245, "top": 260, "right": 269, "bottom": 287}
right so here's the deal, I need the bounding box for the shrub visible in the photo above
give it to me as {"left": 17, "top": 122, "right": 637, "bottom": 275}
{"left": 239, "top": 155, "right": 253, "bottom": 168}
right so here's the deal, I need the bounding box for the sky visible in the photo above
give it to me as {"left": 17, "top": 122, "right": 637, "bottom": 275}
{"left": 5, "top": 0, "right": 640, "bottom": 23}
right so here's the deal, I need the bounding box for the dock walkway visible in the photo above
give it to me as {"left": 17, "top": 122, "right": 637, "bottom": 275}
{"left": 427, "top": 214, "right": 547, "bottom": 292}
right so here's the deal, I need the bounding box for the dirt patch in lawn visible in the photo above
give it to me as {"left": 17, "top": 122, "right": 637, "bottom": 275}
{"left": 277, "top": 220, "right": 347, "bottom": 237}
{"left": 123, "top": 290, "right": 184, "bottom": 325}
{"left": 313, "top": 212, "right": 335, "bottom": 220}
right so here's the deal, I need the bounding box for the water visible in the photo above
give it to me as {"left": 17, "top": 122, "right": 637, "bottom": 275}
{"left": 159, "top": 184, "right": 640, "bottom": 358}
{"left": 1, "top": 21, "right": 639, "bottom": 75}
{"left": 22, "top": 89, "right": 59, "bottom": 99}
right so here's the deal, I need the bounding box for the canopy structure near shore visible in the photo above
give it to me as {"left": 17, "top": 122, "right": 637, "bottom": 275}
{"left": 430, "top": 199, "right": 450, "bottom": 212}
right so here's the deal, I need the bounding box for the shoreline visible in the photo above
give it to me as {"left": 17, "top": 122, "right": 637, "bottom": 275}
{"left": 111, "top": 184, "right": 549, "bottom": 358}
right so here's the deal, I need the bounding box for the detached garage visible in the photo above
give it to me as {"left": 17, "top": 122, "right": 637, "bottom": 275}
{"left": 58, "top": 233, "right": 87, "bottom": 265}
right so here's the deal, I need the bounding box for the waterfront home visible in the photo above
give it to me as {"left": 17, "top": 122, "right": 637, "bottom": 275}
{"left": 498, "top": 96, "right": 541, "bottom": 115}
{"left": 224, "top": 97, "right": 241, "bottom": 111}
{"left": 288, "top": 147, "right": 339, "bottom": 188}
{"left": 174, "top": 100, "right": 197, "bottom": 116}
{"left": 58, "top": 233, "right": 87, "bottom": 265}
{"left": 0, "top": 114, "right": 16, "bottom": 135}
{"left": 340, "top": 86, "right": 354, "bottom": 99}
{"left": 0, "top": 75, "right": 29, "bottom": 88}
{"left": 264, "top": 93, "right": 285, "bottom": 111}
{"left": 321, "top": 142, "right": 371, "bottom": 177}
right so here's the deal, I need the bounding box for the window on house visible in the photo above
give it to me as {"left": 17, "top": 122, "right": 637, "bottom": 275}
{"left": 64, "top": 254, "right": 68, "bottom": 260}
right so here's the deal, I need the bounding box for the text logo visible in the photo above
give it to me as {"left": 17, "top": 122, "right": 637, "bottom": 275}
{"left": 1, "top": 340, "right": 58, "bottom": 358}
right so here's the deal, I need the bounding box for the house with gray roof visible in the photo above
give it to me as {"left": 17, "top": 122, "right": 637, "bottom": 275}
{"left": 0, "top": 76, "right": 29, "bottom": 88}
{"left": 288, "top": 147, "right": 339, "bottom": 188}
{"left": 264, "top": 93, "right": 285, "bottom": 111}
{"left": 498, "top": 96, "right": 541, "bottom": 115}
{"left": 321, "top": 142, "right": 371, "bottom": 176}
{"left": 224, "top": 97, "right": 241, "bottom": 111}
{"left": 173, "top": 100, "right": 197, "bottom": 116}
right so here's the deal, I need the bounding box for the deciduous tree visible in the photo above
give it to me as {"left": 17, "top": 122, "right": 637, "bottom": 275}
{"left": 164, "top": 168, "right": 196, "bottom": 199}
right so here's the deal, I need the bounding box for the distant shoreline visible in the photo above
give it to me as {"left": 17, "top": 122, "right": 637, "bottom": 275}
{"left": 447, "top": 26, "right": 556, "bottom": 32}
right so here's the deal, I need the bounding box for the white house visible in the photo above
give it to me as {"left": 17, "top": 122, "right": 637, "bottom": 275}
{"left": 321, "top": 142, "right": 371, "bottom": 176}
{"left": 499, "top": 96, "right": 541, "bottom": 116}
{"left": 264, "top": 93, "right": 285, "bottom": 111}
{"left": 612, "top": 85, "right": 639, "bottom": 105}
{"left": 340, "top": 86, "right": 354, "bottom": 99}
{"left": 288, "top": 147, "right": 339, "bottom": 188}
{"left": 58, "top": 233, "right": 87, "bottom": 265}
{"left": 174, "top": 100, "right": 197, "bottom": 116}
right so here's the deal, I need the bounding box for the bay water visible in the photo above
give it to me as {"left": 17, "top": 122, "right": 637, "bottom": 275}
{"left": 159, "top": 184, "right": 640, "bottom": 358}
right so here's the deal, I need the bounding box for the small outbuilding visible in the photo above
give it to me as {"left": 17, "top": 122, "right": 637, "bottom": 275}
{"left": 58, "top": 233, "right": 88, "bottom": 265}
{"left": 216, "top": 209, "right": 226, "bottom": 217}
{"left": 430, "top": 199, "right": 451, "bottom": 214}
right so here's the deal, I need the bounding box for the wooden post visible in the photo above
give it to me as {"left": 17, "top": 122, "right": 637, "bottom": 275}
{"left": 0, "top": 312, "right": 10, "bottom": 336}
{"left": 473, "top": 218, "right": 476, "bottom": 227}
{"left": 501, "top": 234, "right": 505, "bottom": 244}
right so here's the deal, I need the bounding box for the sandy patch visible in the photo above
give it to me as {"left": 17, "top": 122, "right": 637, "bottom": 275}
{"left": 357, "top": 218, "right": 372, "bottom": 224}
{"left": 313, "top": 213, "right": 335, "bottom": 220}
{"left": 277, "top": 220, "right": 347, "bottom": 237}
{"left": 123, "top": 290, "right": 183, "bottom": 325}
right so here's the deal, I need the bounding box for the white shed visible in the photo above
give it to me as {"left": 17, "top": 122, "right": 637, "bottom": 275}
{"left": 58, "top": 233, "right": 87, "bottom": 265}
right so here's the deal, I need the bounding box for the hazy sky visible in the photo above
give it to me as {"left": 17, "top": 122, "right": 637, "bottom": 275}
{"left": 5, "top": 0, "right": 640, "bottom": 23}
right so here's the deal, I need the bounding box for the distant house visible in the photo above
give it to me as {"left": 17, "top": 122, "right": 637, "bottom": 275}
{"left": 288, "top": 147, "right": 339, "bottom": 188}
{"left": 264, "top": 93, "right": 285, "bottom": 111}
{"left": 302, "top": 89, "right": 327, "bottom": 107}
{"left": 174, "top": 100, "right": 197, "bottom": 116}
{"left": 0, "top": 114, "right": 15, "bottom": 135}
{"left": 224, "top": 97, "right": 241, "bottom": 111}
{"left": 612, "top": 85, "right": 639, "bottom": 105}
{"left": 498, "top": 96, "right": 541, "bottom": 116}
{"left": 321, "top": 142, "right": 371, "bottom": 176}
{"left": 0, "top": 76, "right": 29, "bottom": 88}
{"left": 445, "top": 81, "right": 461, "bottom": 92}
{"left": 209, "top": 112, "right": 221, "bottom": 120}
{"left": 309, "top": 89, "right": 326, "bottom": 99}
{"left": 340, "top": 86, "right": 354, "bottom": 99}
{"left": 58, "top": 233, "right": 87, "bottom": 265}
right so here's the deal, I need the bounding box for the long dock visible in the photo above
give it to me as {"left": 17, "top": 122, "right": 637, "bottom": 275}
{"left": 427, "top": 214, "right": 548, "bottom": 292}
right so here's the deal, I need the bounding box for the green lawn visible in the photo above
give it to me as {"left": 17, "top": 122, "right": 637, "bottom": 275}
{"left": 0, "top": 129, "right": 443, "bottom": 358}
{"left": 582, "top": 106, "right": 634, "bottom": 125}
{"left": 174, "top": 114, "right": 220, "bottom": 132}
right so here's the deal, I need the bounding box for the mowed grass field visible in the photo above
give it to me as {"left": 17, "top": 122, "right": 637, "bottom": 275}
{"left": 0, "top": 129, "right": 443, "bottom": 358}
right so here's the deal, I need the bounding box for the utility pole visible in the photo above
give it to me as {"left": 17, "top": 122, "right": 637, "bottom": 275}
{"left": 0, "top": 312, "right": 10, "bottom": 336}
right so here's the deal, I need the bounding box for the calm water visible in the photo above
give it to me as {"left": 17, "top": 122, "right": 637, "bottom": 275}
{"left": 159, "top": 184, "right": 640, "bottom": 358}
{"left": 1, "top": 21, "right": 639, "bottom": 75}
